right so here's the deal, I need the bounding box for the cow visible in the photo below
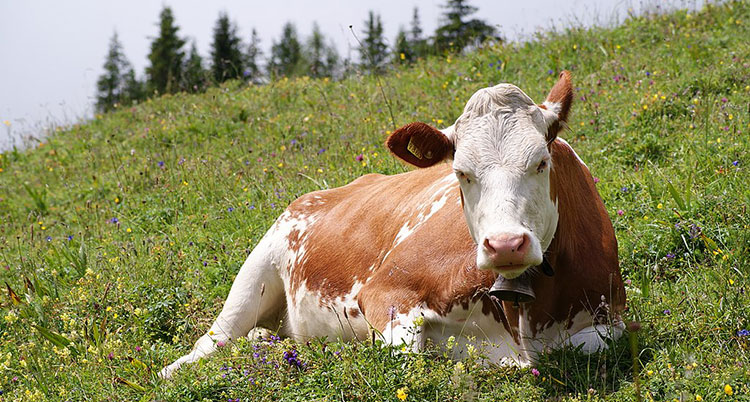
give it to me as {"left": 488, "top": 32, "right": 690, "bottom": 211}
{"left": 160, "top": 71, "right": 625, "bottom": 379}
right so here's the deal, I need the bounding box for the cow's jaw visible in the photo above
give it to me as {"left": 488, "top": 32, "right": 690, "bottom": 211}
{"left": 451, "top": 84, "right": 559, "bottom": 279}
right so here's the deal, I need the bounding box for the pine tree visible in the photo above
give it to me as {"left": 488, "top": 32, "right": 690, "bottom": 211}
{"left": 394, "top": 29, "right": 412, "bottom": 64}
{"left": 96, "top": 32, "right": 137, "bottom": 112}
{"left": 122, "top": 68, "right": 146, "bottom": 104}
{"left": 244, "top": 29, "right": 263, "bottom": 83}
{"left": 360, "top": 11, "right": 387, "bottom": 73}
{"left": 434, "top": 0, "right": 496, "bottom": 53}
{"left": 210, "top": 12, "right": 245, "bottom": 83}
{"left": 305, "top": 23, "right": 338, "bottom": 78}
{"left": 268, "top": 22, "right": 305, "bottom": 78}
{"left": 409, "top": 7, "right": 429, "bottom": 58}
{"left": 183, "top": 40, "right": 207, "bottom": 92}
{"left": 146, "top": 7, "right": 186, "bottom": 94}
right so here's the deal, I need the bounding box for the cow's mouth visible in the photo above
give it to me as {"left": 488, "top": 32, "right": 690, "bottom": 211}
{"left": 492, "top": 264, "right": 530, "bottom": 279}
{"left": 494, "top": 264, "right": 528, "bottom": 271}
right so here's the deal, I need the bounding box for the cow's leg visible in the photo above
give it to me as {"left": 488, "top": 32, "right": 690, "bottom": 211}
{"left": 159, "top": 231, "right": 285, "bottom": 379}
{"left": 567, "top": 322, "right": 625, "bottom": 354}
{"left": 379, "top": 310, "right": 426, "bottom": 352}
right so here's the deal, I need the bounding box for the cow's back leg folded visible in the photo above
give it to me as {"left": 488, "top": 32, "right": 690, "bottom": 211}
{"left": 159, "top": 227, "right": 286, "bottom": 379}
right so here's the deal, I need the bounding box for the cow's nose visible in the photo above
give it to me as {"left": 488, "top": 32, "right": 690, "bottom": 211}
{"left": 483, "top": 233, "right": 529, "bottom": 265}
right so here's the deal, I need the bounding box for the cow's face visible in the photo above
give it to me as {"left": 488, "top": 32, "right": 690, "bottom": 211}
{"left": 388, "top": 72, "right": 573, "bottom": 279}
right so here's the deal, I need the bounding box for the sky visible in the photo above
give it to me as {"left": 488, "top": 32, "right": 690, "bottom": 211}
{"left": 0, "top": 0, "right": 703, "bottom": 151}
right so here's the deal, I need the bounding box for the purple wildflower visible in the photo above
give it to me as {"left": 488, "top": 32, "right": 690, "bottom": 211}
{"left": 665, "top": 253, "right": 675, "bottom": 259}
{"left": 388, "top": 305, "right": 398, "bottom": 322}
{"left": 663, "top": 309, "right": 671, "bottom": 315}
{"left": 547, "top": 69, "right": 554, "bottom": 75}
{"left": 283, "top": 349, "right": 303, "bottom": 368}
{"left": 46, "top": 236, "right": 52, "bottom": 242}
{"left": 109, "top": 217, "right": 119, "bottom": 224}
{"left": 733, "top": 160, "right": 739, "bottom": 167}
{"left": 621, "top": 186, "right": 629, "bottom": 193}
{"left": 738, "top": 329, "right": 750, "bottom": 337}
{"left": 66, "top": 235, "right": 74, "bottom": 241}
{"left": 227, "top": 207, "right": 234, "bottom": 212}
{"left": 689, "top": 224, "right": 701, "bottom": 239}
{"left": 355, "top": 153, "right": 364, "bottom": 162}
{"left": 158, "top": 161, "right": 164, "bottom": 167}
{"left": 531, "top": 368, "right": 540, "bottom": 377}
{"left": 593, "top": 177, "right": 600, "bottom": 184}
{"left": 290, "top": 139, "right": 297, "bottom": 146}
{"left": 318, "top": 148, "right": 326, "bottom": 155}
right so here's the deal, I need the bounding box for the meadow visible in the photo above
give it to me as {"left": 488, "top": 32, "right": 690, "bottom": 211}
{"left": 1, "top": 2, "right": 749, "bottom": 401}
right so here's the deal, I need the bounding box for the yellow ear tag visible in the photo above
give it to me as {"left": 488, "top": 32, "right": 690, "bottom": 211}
{"left": 407, "top": 137, "right": 423, "bottom": 159}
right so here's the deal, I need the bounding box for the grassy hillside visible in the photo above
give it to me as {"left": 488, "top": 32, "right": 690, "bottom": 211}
{"left": 1, "top": 2, "right": 749, "bottom": 400}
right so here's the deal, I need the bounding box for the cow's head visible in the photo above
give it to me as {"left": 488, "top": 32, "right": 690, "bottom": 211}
{"left": 387, "top": 71, "right": 573, "bottom": 279}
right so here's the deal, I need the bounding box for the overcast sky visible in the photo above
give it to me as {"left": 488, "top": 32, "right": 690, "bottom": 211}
{"left": 0, "top": 0, "right": 703, "bottom": 150}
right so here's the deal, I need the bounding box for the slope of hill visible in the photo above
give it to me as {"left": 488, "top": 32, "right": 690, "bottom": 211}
{"left": 1, "top": 2, "right": 749, "bottom": 400}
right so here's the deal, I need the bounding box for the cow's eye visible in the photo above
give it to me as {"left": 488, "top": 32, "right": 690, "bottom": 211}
{"left": 455, "top": 170, "right": 471, "bottom": 184}
{"left": 537, "top": 160, "right": 548, "bottom": 173}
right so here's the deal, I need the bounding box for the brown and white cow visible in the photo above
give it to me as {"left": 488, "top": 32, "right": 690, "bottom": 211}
{"left": 161, "top": 71, "right": 625, "bottom": 378}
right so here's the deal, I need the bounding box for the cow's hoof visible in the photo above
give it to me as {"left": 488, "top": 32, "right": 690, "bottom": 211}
{"left": 247, "top": 327, "right": 274, "bottom": 341}
{"left": 158, "top": 362, "right": 180, "bottom": 380}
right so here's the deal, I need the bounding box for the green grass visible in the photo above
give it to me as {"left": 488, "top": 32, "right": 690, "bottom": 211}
{"left": 2, "top": 2, "right": 750, "bottom": 400}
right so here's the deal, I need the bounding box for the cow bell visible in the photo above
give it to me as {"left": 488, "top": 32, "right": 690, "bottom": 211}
{"left": 488, "top": 272, "right": 535, "bottom": 306}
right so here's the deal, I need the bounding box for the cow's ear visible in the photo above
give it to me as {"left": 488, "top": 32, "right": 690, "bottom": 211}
{"left": 386, "top": 122, "right": 454, "bottom": 168}
{"left": 539, "top": 70, "right": 573, "bottom": 143}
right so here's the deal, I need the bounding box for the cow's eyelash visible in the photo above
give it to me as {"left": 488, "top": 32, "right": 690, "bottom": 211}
{"left": 537, "top": 160, "right": 548, "bottom": 173}
{"left": 455, "top": 170, "right": 472, "bottom": 184}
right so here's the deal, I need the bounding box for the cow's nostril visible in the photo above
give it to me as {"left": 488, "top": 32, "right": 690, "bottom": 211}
{"left": 483, "top": 238, "right": 496, "bottom": 253}
{"left": 516, "top": 234, "right": 528, "bottom": 253}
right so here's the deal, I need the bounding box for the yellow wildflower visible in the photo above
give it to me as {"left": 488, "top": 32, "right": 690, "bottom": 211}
{"left": 695, "top": 395, "right": 702, "bottom": 401}
{"left": 396, "top": 387, "right": 407, "bottom": 401}
{"left": 724, "top": 384, "right": 733, "bottom": 396}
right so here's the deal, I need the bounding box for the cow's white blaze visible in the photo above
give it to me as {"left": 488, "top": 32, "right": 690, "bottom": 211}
{"left": 447, "top": 84, "right": 560, "bottom": 277}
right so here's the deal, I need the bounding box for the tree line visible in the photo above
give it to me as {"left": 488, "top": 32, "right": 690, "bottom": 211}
{"left": 96, "top": 0, "right": 498, "bottom": 113}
